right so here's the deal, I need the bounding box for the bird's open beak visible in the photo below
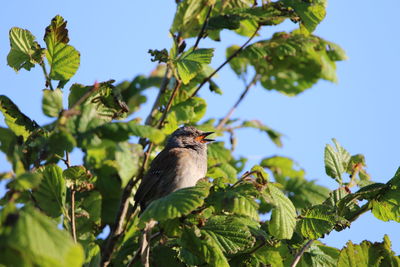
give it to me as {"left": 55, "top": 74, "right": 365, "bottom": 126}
{"left": 196, "top": 132, "right": 215, "bottom": 143}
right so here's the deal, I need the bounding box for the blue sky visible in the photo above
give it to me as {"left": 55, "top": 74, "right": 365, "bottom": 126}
{"left": 1, "top": 1, "right": 399, "bottom": 253}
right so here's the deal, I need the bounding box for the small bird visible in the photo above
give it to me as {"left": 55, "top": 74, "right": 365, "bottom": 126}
{"left": 134, "top": 126, "right": 214, "bottom": 212}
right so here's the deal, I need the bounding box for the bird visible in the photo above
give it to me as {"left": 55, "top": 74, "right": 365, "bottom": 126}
{"left": 134, "top": 126, "right": 214, "bottom": 212}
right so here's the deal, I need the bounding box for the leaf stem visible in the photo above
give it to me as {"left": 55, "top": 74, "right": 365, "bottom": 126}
{"left": 192, "top": 4, "right": 214, "bottom": 50}
{"left": 40, "top": 62, "right": 54, "bottom": 90}
{"left": 70, "top": 189, "right": 77, "bottom": 243}
{"left": 290, "top": 240, "right": 314, "bottom": 267}
{"left": 216, "top": 74, "right": 258, "bottom": 130}
{"left": 190, "top": 25, "right": 260, "bottom": 97}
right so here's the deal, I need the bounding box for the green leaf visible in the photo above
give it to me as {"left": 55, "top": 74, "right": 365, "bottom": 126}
{"left": 241, "top": 120, "right": 283, "bottom": 147}
{"left": 210, "top": 183, "right": 260, "bottom": 220}
{"left": 140, "top": 182, "right": 210, "bottom": 223}
{"left": 180, "top": 226, "right": 230, "bottom": 267}
{"left": 261, "top": 156, "right": 305, "bottom": 179}
{"left": 297, "top": 205, "right": 337, "bottom": 239}
{"left": 338, "top": 240, "right": 384, "bottom": 267}
{"left": 324, "top": 138, "right": 351, "bottom": 183}
{"left": 7, "top": 27, "right": 43, "bottom": 71}
{"left": 370, "top": 187, "right": 400, "bottom": 222}
{"left": 202, "top": 215, "right": 255, "bottom": 254}
{"left": 169, "top": 97, "right": 207, "bottom": 124}
{"left": 0, "top": 206, "right": 84, "bottom": 267}
{"left": 282, "top": 0, "right": 327, "bottom": 34}
{"left": 33, "top": 164, "right": 66, "bottom": 218}
{"left": 233, "top": 32, "right": 346, "bottom": 95}
{"left": 264, "top": 184, "right": 296, "bottom": 239}
{"left": 176, "top": 48, "right": 214, "bottom": 84}
{"left": 44, "top": 15, "right": 80, "bottom": 80}
{"left": 42, "top": 88, "right": 63, "bottom": 117}
{"left": 8, "top": 172, "right": 43, "bottom": 191}
{"left": 0, "top": 95, "right": 38, "bottom": 141}
{"left": 298, "top": 241, "right": 340, "bottom": 267}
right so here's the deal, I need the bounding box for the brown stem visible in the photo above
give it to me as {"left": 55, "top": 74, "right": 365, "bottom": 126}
{"left": 193, "top": 4, "right": 214, "bottom": 50}
{"left": 156, "top": 81, "right": 182, "bottom": 129}
{"left": 190, "top": 25, "right": 260, "bottom": 98}
{"left": 216, "top": 74, "right": 258, "bottom": 130}
{"left": 144, "top": 66, "right": 172, "bottom": 126}
{"left": 70, "top": 189, "right": 77, "bottom": 243}
{"left": 40, "top": 62, "right": 54, "bottom": 90}
{"left": 291, "top": 240, "right": 314, "bottom": 267}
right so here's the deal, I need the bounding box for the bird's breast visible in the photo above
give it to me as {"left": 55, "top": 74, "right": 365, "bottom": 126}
{"left": 173, "top": 151, "right": 207, "bottom": 190}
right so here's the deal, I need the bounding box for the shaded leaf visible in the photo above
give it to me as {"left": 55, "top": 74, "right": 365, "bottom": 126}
{"left": 370, "top": 187, "right": 400, "bottom": 223}
{"left": 298, "top": 241, "right": 340, "bottom": 267}
{"left": 264, "top": 183, "right": 296, "bottom": 239}
{"left": 8, "top": 172, "right": 43, "bottom": 191}
{"left": 297, "top": 205, "right": 336, "bottom": 239}
{"left": 42, "top": 89, "right": 63, "bottom": 117}
{"left": 33, "top": 164, "right": 66, "bottom": 218}
{"left": 0, "top": 95, "right": 38, "bottom": 141}
{"left": 140, "top": 182, "right": 210, "bottom": 223}
{"left": 0, "top": 206, "right": 84, "bottom": 267}
{"left": 202, "top": 215, "right": 255, "bottom": 254}
{"left": 180, "top": 226, "right": 229, "bottom": 267}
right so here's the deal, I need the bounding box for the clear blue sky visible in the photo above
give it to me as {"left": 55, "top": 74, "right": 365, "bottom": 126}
{"left": 1, "top": 1, "right": 399, "bottom": 253}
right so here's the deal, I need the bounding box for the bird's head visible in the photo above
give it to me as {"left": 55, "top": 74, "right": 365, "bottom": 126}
{"left": 166, "top": 126, "right": 214, "bottom": 149}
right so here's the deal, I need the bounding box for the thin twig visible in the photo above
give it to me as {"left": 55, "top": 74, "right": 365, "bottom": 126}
{"left": 156, "top": 81, "right": 182, "bottom": 129}
{"left": 190, "top": 25, "right": 261, "bottom": 98}
{"left": 40, "top": 62, "right": 54, "bottom": 90}
{"left": 291, "top": 240, "right": 314, "bottom": 267}
{"left": 193, "top": 4, "right": 214, "bottom": 50}
{"left": 144, "top": 66, "right": 172, "bottom": 126}
{"left": 216, "top": 74, "right": 258, "bottom": 130}
{"left": 62, "top": 82, "right": 99, "bottom": 118}
{"left": 64, "top": 152, "right": 77, "bottom": 243}
{"left": 71, "top": 189, "right": 77, "bottom": 243}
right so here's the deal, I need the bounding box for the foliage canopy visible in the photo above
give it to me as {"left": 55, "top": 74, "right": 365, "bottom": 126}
{"left": 1, "top": 1, "right": 399, "bottom": 267}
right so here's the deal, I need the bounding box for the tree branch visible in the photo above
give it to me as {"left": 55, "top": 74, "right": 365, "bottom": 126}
{"left": 193, "top": 4, "right": 214, "bottom": 50}
{"left": 190, "top": 25, "right": 260, "bottom": 98}
{"left": 216, "top": 74, "right": 258, "bottom": 130}
{"left": 291, "top": 240, "right": 314, "bottom": 267}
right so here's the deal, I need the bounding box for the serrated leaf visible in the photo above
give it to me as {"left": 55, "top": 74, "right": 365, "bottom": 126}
{"left": 298, "top": 241, "right": 340, "bottom": 267}
{"left": 169, "top": 97, "right": 207, "bottom": 124}
{"left": 0, "top": 206, "right": 84, "bottom": 267}
{"left": 264, "top": 184, "right": 296, "bottom": 239}
{"left": 210, "top": 183, "right": 260, "bottom": 220}
{"left": 0, "top": 95, "right": 38, "bottom": 141}
{"left": 8, "top": 172, "right": 43, "bottom": 191}
{"left": 202, "top": 215, "right": 255, "bottom": 254}
{"left": 297, "top": 205, "right": 336, "bottom": 239}
{"left": 241, "top": 120, "right": 283, "bottom": 147}
{"left": 282, "top": 0, "right": 326, "bottom": 34}
{"left": 42, "top": 89, "right": 63, "bottom": 117}
{"left": 7, "top": 27, "right": 43, "bottom": 71}
{"left": 338, "top": 240, "right": 384, "bottom": 267}
{"left": 140, "top": 182, "right": 210, "bottom": 222}
{"left": 176, "top": 48, "right": 214, "bottom": 84}
{"left": 180, "top": 227, "right": 230, "bottom": 267}
{"left": 324, "top": 138, "right": 351, "bottom": 183}
{"left": 44, "top": 15, "right": 80, "bottom": 80}
{"left": 370, "top": 188, "right": 400, "bottom": 222}
{"left": 261, "top": 156, "right": 305, "bottom": 179}
{"left": 33, "top": 164, "right": 66, "bottom": 218}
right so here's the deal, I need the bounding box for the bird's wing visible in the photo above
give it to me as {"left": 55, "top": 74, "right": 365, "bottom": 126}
{"left": 134, "top": 147, "right": 185, "bottom": 210}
